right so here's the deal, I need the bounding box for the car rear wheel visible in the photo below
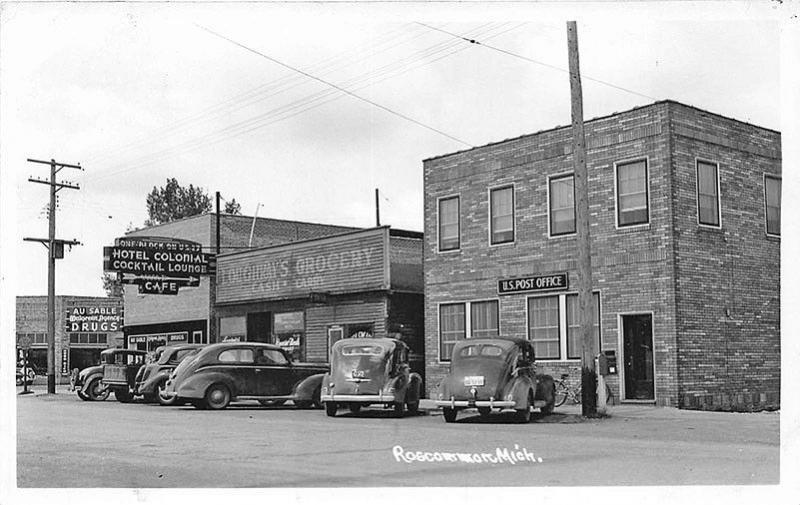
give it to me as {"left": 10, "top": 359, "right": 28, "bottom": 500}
{"left": 325, "top": 402, "right": 338, "bottom": 417}
{"left": 443, "top": 407, "right": 457, "bottom": 423}
{"left": 157, "top": 379, "right": 179, "bottom": 406}
{"left": 205, "top": 384, "right": 231, "bottom": 410}
{"left": 515, "top": 391, "right": 533, "bottom": 423}
{"left": 114, "top": 388, "right": 133, "bottom": 403}
{"left": 86, "top": 378, "right": 109, "bottom": 401}
{"left": 348, "top": 403, "right": 361, "bottom": 414}
{"left": 406, "top": 399, "right": 420, "bottom": 415}
{"left": 477, "top": 406, "right": 491, "bottom": 418}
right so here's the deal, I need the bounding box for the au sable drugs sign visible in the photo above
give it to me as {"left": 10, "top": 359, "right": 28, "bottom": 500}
{"left": 498, "top": 273, "right": 569, "bottom": 295}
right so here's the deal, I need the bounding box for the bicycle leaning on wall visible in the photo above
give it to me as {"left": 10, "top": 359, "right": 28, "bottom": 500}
{"left": 553, "top": 373, "right": 613, "bottom": 407}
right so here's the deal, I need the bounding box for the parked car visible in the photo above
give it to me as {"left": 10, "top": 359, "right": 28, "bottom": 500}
{"left": 74, "top": 349, "right": 147, "bottom": 402}
{"left": 134, "top": 344, "right": 204, "bottom": 405}
{"left": 163, "top": 342, "right": 328, "bottom": 410}
{"left": 16, "top": 366, "right": 36, "bottom": 386}
{"left": 434, "top": 337, "right": 556, "bottom": 423}
{"left": 321, "top": 337, "right": 422, "bottom": 418}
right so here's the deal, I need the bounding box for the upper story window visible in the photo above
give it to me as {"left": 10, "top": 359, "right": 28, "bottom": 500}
{"left": 489, "top": 186, "right": 514, "bottom": 244}
{"left": 549, "top": 174, "right": 575, "bottom": 236}
{"left": 697, "top": 160, "right": 721, "bottom": 227}
{"left": 765, "top": 175, "right": 781, "bottom": 236}
{"left": 616, "top": 159, "right": 649, "bottom": 226}
{"left": 438, "top": 196, "right": 460, "bottom": 251}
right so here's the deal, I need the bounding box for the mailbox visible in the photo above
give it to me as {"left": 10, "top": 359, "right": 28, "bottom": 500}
{"left": 603, "top": 350, "right": 618, "bottom": 375}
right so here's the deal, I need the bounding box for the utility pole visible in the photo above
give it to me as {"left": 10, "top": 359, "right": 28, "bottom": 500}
{"left": 567, "top": 21, "right": 598, "bottom": 416}
{"left": 208, "top": 191, "right": 221, "bottom": 344}
{"left": 24, "top": 158, "right": 82, "bottom": 394}
{"left": 375, "top": 188, "right": 381, "bottom": 227}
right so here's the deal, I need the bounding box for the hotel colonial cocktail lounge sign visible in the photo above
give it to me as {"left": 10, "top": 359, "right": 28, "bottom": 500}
{"left": 103, "top": 236, "right": 215, "bottom": 295}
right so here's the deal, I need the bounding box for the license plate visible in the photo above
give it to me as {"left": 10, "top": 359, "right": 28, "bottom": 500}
{"left": 352, "top": 370, "right": 366, "bottom": 379}
{"left": 463, "top": 376, "right": 484, "bottom": 386}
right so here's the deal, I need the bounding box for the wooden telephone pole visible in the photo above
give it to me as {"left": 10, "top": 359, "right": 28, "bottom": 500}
{"left": 24, "top": 158, "right": 82, "bottom": 394}
{"left": 567, "top": 22, "right": 598, "bottom": 416}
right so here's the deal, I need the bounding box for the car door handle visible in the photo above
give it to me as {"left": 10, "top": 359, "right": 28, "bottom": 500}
{"left": 255, "top": 369, "right": 262, "bottom": 373}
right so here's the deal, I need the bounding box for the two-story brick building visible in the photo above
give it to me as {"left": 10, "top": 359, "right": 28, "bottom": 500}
{"left": 423, "top": 100, "right": 780, "bottom": 410}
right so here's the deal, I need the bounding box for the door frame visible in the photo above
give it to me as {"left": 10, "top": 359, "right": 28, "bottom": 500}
{"left": 617, "top": 311, "right": 657, "bottom": 403}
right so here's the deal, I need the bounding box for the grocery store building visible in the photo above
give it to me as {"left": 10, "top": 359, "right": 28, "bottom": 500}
{"left": 423, "top": 100, "right": 780, "bottom": 410}
{"left": 214, "top": 226, "right": 424, "bottom": 372}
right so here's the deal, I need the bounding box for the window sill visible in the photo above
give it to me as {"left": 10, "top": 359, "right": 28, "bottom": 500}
{"left": 615, "top": 223, "right": 650, "bottom": 232}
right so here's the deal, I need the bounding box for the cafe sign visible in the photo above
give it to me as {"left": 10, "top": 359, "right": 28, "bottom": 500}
{"left": 497, "top": 273, "right": 569, "bottom": 295}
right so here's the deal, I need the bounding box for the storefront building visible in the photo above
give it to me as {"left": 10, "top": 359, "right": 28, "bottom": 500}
{"left": 122, "top": 213, "right": 357, "bottom": 350}
{"left": 423, "top": 100, "right": 780, "bottom": 410}
{"left": 16, "top": 296, "right": 124, "bottom": 382}
{"left": 214, "top": 226, "right": 424, "bottom": 375}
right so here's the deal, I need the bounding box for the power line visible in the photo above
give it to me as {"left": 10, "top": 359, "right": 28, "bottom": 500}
{"left": 415, "top": 22, "right": 658, "bottom": 101}
{"left": 196, "top": 24, "right": 473, "bottom": 148}
{"left": 91, "top": 23, "right": 515, "bottom": 181}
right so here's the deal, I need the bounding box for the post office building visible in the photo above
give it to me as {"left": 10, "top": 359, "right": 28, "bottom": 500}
{"left": 423, "top": 100, "right": 780, "bottom": 410}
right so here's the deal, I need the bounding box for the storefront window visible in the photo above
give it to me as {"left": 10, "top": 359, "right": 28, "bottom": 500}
{"left": 565, "top": 293, "right": 601, "bottom": 359}
{"left": 439, "top": 303, "right": 466, "bottom": 361}
{"left": 528, "top": 296, "right": 560, "bottom": 359}
{"left": 274, "top": 311, "right": 305, "bottom": 362}
{"left": 219, "top": 316, "right": 246, "bottom": 342}
{"left": 470, "top": 300, "right": 499, "bottom": 338}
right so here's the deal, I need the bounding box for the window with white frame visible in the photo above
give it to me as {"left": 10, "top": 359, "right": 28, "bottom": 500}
{"left": 549, "top": 174, "right": 575, "bottom": 236}
{"left": 439, "top": 300, "right": 500, "bottom": 361}
{"left": 527, "top": 296, "right": 561, "bottom": 359}
{"left": 565, "top": 292, "right": 601, "bottom": 359}
{"left": 490, "top": 186, "right": 514, "bottom": 244}
{"left": 528, "top": 292, "right": 602, "bottom": 361}
{"left": 470, "top": 300, "right": 499, "bottom": 338}
{"left": 697, "top": 160, "right": 720, "bottom": 227}
{"left": 438, "top": 196, "right": 460, "bottom": 251}
{"left": 765, "top": 175, "right": 781, "bottom": 236}
{"left": 616, "top": 160, "right": 649, "bottom": 226}
{"left": 439, "top": 303, "right": 466, "bottom": 361}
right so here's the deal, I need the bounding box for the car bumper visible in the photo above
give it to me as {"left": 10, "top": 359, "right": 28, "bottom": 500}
{"left": 321, "top": 393, "right": 398, "bottom": 403}
{"left": 434, "top": 399, "right": 517, "bottom": 409}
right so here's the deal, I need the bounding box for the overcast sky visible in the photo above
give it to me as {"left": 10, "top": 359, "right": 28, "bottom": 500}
{"left": 0, "top": 3, "right": 793, "bottom": 297}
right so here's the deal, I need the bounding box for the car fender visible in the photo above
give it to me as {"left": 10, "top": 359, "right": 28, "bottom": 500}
{"left": 292, "top": 373, "right": 324, "bottom": 400}
{"left": 320, "top": 373, "right": 333, "bottom": 397}
{"left": 80, "top": 373, "right": 104, "bottom": 394}
{"left": 503, "top": 375, "right": 535, "bottom": 406}
{"left": 139, "top": 370, "right": 172, "bottom": 395}
{"left": 177, "top": 372, "right": 237, "bottom": 399}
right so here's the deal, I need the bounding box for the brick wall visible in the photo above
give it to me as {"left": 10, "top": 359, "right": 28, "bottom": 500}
{"left": 668, "top": 102, "right": 780, "bottom": 411}
{"left": 422, "top": 101, "right": 779, "bottom": 410}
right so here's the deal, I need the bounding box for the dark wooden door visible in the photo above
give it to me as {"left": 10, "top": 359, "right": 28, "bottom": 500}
{"left": 622, "top": 314, "right": 655, "bottom": 401}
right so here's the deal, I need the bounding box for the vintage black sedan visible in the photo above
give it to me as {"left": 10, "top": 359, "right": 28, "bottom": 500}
{"left": 434, "top": 338, "right": 556, "bottom": 423}
{"left": 134, "top": 344, "right": 204, "bottom": 405}
{"left": 320, "top": 338, "right": 422, "bottom": 418}
{"left": 163, "top": 342, "right": 328, "bottom": 410}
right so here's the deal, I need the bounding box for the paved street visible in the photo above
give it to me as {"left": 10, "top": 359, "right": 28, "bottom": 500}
{"left": 16, "top": 386, "right": 778, "bottom": 487}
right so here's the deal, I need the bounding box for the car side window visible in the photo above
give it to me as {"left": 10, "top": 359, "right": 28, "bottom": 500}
{"left": 218, "top": 348, "right": 254, "bottom": 363}
{"left": 255, "top": 349, "right": 288, "bottom": 365}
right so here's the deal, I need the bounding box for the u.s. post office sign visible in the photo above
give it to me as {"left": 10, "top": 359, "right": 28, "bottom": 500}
{"left": 497, "top": 273, "right": 569, "bottom": 295}
{"left": 65, "top": 305, "right": 124, "bottom": 333}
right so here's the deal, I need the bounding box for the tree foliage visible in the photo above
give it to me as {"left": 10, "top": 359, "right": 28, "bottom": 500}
{"left": 101, "top": 272, "right": 123, "bottom": 298}
{"left": 145, "top": 178, "right": 212, "bottom": 226}
{"left": 224, "top": 198, "right": 242, "bottom": 215}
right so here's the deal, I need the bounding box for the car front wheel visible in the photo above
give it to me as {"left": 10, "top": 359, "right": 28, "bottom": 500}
{"left": 325, "top": 402, "right": 338, "bottom": 417}
{"left": 205, "top": 384, "right": 231, "bottom": 410}
{"left": 86, "top": 378, "right": 109, "bottom": 401}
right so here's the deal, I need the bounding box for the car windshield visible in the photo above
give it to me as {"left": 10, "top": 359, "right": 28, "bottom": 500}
{"left": 455, "top": 344, "right": 507, "bottom": 360}
{"left": 340, "top": 344, "right": 385, "bottom": 356}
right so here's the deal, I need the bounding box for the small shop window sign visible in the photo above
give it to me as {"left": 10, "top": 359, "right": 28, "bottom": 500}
{"left": 498, "top": 273, "right": 569, "bottom": 295}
